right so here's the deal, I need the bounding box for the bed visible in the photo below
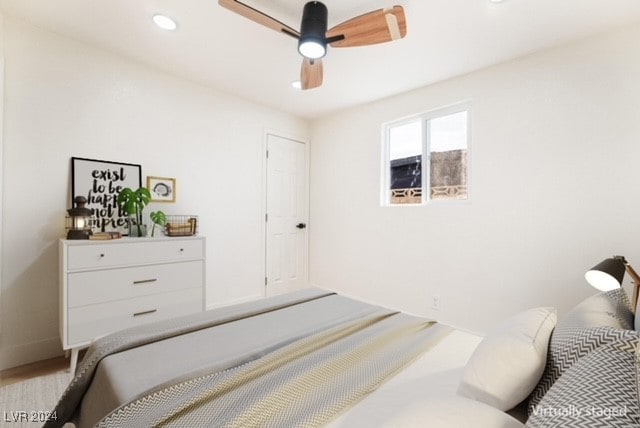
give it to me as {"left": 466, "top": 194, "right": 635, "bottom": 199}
{"left": 47, "top": 287, "right": 640, "bottom": 427}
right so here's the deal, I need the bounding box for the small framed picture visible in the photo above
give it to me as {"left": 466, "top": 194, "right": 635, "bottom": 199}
{"left": 147, "top": 176, "right": 176, "bottom": 202}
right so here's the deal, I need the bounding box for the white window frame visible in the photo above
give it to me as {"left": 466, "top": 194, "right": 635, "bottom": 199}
{"left": 381, "top": 101, "right": 471, "bottom": 206}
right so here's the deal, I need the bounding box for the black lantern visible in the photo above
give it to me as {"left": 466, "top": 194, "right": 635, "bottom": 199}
{"left": 65, "top": 196, "right": 93, "bottom": 239}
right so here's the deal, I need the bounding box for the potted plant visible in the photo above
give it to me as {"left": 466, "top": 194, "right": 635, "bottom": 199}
{"left": 150, "top": 210, "right": 167, "bottom": 237}
{"left": 117, "top": 187, "right": 151, "bottom": 237}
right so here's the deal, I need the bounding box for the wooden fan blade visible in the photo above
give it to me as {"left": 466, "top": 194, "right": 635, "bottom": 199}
{"left": 326, "top": 5, "right": 406, "bottom": 48}
{"left": 218, "top": 0, "right": 300, "bottom": 39}
{"left": 301, "top": 58, "right": 323, "bottom": 90}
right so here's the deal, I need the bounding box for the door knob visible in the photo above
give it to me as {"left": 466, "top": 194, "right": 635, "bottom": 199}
{"left": 296, "top": 223, "right": 307, "bottom": 229}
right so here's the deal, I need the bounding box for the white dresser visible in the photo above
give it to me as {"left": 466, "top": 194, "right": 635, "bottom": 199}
{"left": 59, "top": 236, "right": 206, "bottom": 372}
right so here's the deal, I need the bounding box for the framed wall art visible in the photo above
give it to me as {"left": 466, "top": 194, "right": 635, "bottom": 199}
{"left": 71, "top": 157, "right": 142, "bottom": 233}
{"left": 147, "top": 176, "right": 176, "bottom": 202}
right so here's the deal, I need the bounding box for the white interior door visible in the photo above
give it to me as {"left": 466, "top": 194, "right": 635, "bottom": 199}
{"left": 265, "top": 134, "right": 308, "bottom": 296}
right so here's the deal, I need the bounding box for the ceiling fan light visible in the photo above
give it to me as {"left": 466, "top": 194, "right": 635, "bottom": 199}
{"left": 298, "top": 39, "right": 326, "bottom": 59}
{"left": 298, "top": 2, "right": 328, "bottom": 59}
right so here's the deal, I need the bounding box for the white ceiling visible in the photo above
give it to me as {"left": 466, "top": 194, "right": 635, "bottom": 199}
{"left": 1, "top": 0, "right": 640, "bottom": 119}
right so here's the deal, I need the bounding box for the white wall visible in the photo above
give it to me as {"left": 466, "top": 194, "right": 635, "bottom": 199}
{"left": 309, "top": 23, "right": 640, "bottom": 333}
{"left": 0, "top": 18, "right": 308, "bottom": 370}
{"left": 3, "top": 16, "right": 639, "bottom": 371}
{"left": 0, "top": 14, "right": 4, "bottom": 334}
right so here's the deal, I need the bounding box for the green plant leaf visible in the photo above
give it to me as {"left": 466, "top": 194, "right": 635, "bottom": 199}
{"left": 117, "top": 187, "right": 151, "bottom": 218}
{"left": 137, "top": 188, "right": 152, "bottom": 205}
{"left": 150, "top": 210, "right": 167, "bottom": 226}
{"left": 117, "top": 187, "right": 136, "bottom": 215}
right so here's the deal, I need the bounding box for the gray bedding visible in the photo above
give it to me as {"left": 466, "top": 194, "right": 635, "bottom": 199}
{"left": 48, "top": 288, "right": 449, "bottom": 428}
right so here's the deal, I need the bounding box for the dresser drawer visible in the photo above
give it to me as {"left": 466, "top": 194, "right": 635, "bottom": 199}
{"left": 67, "top": 239, "right": 204, "bottom": 270}
{"left": 67, "top": 287, "right": 203, "bottom": 345}
{"left": 68, "top": 260, "right": 204, "bottom": 308}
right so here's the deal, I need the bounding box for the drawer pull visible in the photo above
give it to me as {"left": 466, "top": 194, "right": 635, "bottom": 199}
{"left": 132, "top": 278, "right": 158, "bottom": 285}
{"left": 99, "top": 254, "right": 105, "bottom": 258}
{"left": 133, "top": 309, "right": 157, "bottom": 317}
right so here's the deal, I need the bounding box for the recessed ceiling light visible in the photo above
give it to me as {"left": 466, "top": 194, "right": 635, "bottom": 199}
{"left": 291, "top": 80, "right": 302, "bottom": 90}
{"left": 153, "top": 14, "right": 178, "bottom": 31}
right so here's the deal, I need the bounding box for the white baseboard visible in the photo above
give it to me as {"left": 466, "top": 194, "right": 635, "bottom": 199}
{"left": 0, "top": 337, "right": 63, "bottom": 371}
{"left": 206, "top": 293, "right": 264, "bottom": 310}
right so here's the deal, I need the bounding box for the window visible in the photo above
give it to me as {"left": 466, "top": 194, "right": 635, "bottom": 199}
{"left": 383, "top": 104, "right": 469, "bottom": 205}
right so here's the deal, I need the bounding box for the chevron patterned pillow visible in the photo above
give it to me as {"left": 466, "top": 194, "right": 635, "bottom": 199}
{"left": 560, "top": 288, "right": 633, "bottom": 330}
{"left": 527, "top": 289, "right": 635, "bottom": 414}
{"left": 526, "top": 337, "right": 640, "bottom": 427}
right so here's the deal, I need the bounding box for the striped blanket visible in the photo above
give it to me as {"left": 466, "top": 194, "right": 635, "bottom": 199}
{"left": 47, "top": 289, "right": 450, "bottom": 428}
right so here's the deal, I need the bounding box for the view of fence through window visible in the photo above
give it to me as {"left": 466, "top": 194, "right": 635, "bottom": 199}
{"left": 387, "top": 108, "right": 468, "bottom": 205}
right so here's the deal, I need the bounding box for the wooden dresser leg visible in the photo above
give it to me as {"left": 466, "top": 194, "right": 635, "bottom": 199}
{"left": 69, "top": 348, "right": 79, "bottom": 375}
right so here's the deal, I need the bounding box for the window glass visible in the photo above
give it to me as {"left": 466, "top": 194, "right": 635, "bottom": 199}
{"left": 429, "top": 111, "right": 468, "bottom": 200}
{"left": 383, "top": 105, "right": 469, "bottom": 205}
{"left": 389, "top": 120, "right": 422, "bottom": 205}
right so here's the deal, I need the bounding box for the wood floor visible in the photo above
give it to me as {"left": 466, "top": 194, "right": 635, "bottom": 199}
{"left": 0, "top": 356, "right": 70, "bottom": 388}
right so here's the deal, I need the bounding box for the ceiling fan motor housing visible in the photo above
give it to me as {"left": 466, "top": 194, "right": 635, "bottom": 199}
{"left": 298, "top": 1, "right": 328, "bottom": 59}
{"left": 219, "top": 0, "right": 407, "bottom": 89}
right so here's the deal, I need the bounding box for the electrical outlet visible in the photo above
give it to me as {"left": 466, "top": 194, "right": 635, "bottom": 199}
{"left": 432, "top": 295, "right": 441, "bottom": 311}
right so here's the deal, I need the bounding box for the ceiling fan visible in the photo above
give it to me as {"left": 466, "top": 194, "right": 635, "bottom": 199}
{"left": 218, "top": 0, "right": 407, "bottom": 90}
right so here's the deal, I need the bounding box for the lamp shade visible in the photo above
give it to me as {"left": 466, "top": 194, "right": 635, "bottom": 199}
{"left": 585, "top": 257, "right": 626, "bottom": 292}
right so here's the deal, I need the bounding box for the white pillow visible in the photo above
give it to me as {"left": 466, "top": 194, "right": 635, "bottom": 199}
{"left": 457, "top": 307, "right": 557, "bottom": 411}
{"left": 377, "top": 396, "right": 524, "bottom": 428}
